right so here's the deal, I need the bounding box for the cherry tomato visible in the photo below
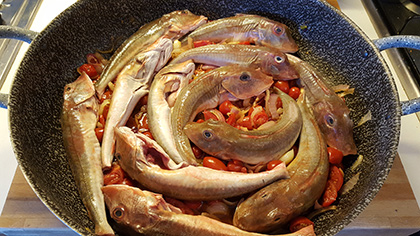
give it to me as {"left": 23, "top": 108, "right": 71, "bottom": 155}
{"left": 219, "top": 100, "right": 233, "bottom": 115}
{"left": 276, "top": 97, "right": 283, "bottom": 109}
{"left": 327, "top": 147, "right": 344, "bottom": 165}
{"left": 103, "top": 164, "right": 125, "bottom": 185}
{"left": 237, "top": 116, "right": 253, "bottom": 130}
{"left": 78, "top": 63, "right": 98, "bottom": 78}
{"left": 121, "top": 177, "right": 135, "bottom": 186}
{"left": 100, "top": 90, "right": 112, "bottom": 103}
{"left": 142, "top": 131, "right": 154, "bottom": 140}
{"left": 193, "top": 40, "right": 213, "bottom": 48}
{"left": 203, "top": 110, "right": 218, "bottom": 121}
{"left": 98, "top": 115, "right": 106, "bottom": 127}
{"left": 288, "top": 87, "right": 301, "bottom": 100}
{"left": 184, "top": 200, "right": 204, "bottom": 210}
{"left": 266, "top": 160, "right": 283, "bottom": 171}
{"left": 329, "top": 165, "right": 344, "bottom": 191}
{"left": 102, "top": 104, "right": 110, "bottom": 120}
{"left": 196, "top": 119, "right": 205, "bottom": 123}
{"left": 237, "top": 41, "right": 251, "bottom": 45}
{"left": 192, "top": 145, "right": 203, "bottom": 158}
{"left": 251, "top": 107, "right": 269, "bottom": 128}
{"left": 203, "top": 156, "right": 228, "bottom": 171}
{"left": 226, "top": 114, "right": 237, "bottom": 127}
{"left": 321, "top": 180, "right": 338, "bottom": 207}
{"left": 274, "top": 81, "right": 290, "bottom": 94}
{"left": 289, "top": 216, "right": 314, "bottom": 233}
{"left": 227, "top": 160, "right": 247, "bottom": 173}
{"left": 95, "top": 128, "right": 104, "bottom": 143}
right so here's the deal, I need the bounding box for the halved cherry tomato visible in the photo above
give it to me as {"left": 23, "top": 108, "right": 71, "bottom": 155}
{"left": 184, "top": 200, "right": 204, "bottom": 210}
{"left": 321, "top": 180, "right": 338, "bottom": 207}
{"left": 289, "top": 216, "right": 314, "bottom": 233}
{"left": 237, "top": 116, "right": 253, "bottom": 130}
{"left": 192, "top": 145, "right": 203, "bottom": 158}
{"left": 203, "top": 156, "right": 228, "bottom": 171}
{"left": 251, "top": 106, "right": 269, "bottom": 128}
{"left": 193, "top": 40, "right": 214, "bottom": 48}
{"left": 103, "top": 164, "right": 125, "bottom": 185}
{"left": 327, "top": 147, "right": 344, "bottom": 165}
{"left": 227, "top": 160, "right": 247, "bottom": 173}
{"left": 203, "top": 110, "right": 218, "bottom": 121}
{"left": 266, "top": 160, "right": 283, "bottom": 171}
{"left": 276, "top": 97, "right": 283, "bottom": 109}
{"left": 226, "top": 114, "right": 236, "bottom": 127}
{"left": 95, "top": 128, "right": 104, "bottom": 143}
{"left": 288, "top": 87, "right": 301, "bottom": 100}
{"left": 100, "top": 90, "right": 112, "bottom": 103}
{"left": 78, "top": 63, "right": 98, "bottom": 78}
{"left": 274, "top": 81, "right": 290, "bottom": 94}
{"left": 98, "top": 115, "right": 106, "bottom": 127}
{"left": 196, "top": 119, "right": 205, "bottom": 123}
{"left": 219, "top": 100, "right": 233, "bottom": 115}
{"left": 237, "top": 41, "right": 251, "bottom": 45}
{"left": 102, "top": 104, "right": 110, "bottom": 120}
{"left": 329, "top": 165, "right": 344, "bottom": 191}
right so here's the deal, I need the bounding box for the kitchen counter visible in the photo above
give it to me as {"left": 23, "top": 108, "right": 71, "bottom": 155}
{"left": 1, "top": 0, "right": 420, "bottom": 235}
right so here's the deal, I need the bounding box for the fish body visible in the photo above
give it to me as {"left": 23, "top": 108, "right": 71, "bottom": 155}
{"left": 171, "top": 65, "right": 274, "bottom": 164}
{"left": 184, "top": 88, "right": 302, "bottom": 165}
{"left": 288, "top": 54, "right": 357, "bottom": 155}
{"left": 148, "top": 60, "right": 196, "bottom": 164}
{"left": 101, "top": 37, "right": 173, "bottom": 169}
{"left": 95, "top": 10, "right": 208, "bottom": 96}
{"left": 181, "top": 14, "right": 298, "bottom": 53}
{"left": 170, "top": 44, "right": 299, "bottom": 80}
{"left": 61, "top": 72, "right": 114, "bottom": 236}
{"left": 114, "top": 126, "right": 289, "bottom": 201}
{"left": 233, "top": 94, "right": 329, "bottom": 233}
{"left": 102, "top": 184, "right": 315, "bottom": 236}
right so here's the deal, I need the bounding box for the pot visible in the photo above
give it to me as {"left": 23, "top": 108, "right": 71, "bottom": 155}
{"left": 0, "top": 0, "right": 420, "bottom": 235}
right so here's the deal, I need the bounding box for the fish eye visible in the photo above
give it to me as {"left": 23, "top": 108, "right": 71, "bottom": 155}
{"left": 325, "top": 114, "right": 335, "bottom": 127}
{"left": 203, "top": 130, "right": 213, "bottom": 140}
{"left": 240, "top": 72, "right": 251, "bottom": 81}
{"left": 112, "top": 207, "right": 125, "bottom": 220}
{"left": 275, "top": 56, "right": 283, "bottom": 63}
{"left": 181, "top": 10, "right": 189, "bottom": 14}
{"left": 273, "top": 26, "right": 283, "bottom": 35}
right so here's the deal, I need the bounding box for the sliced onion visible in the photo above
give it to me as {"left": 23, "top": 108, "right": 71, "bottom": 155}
{"left": 266, "top": 92, "right": 280, "bottom": 120}
{"left": 279, "top": 149, "right": 295, "bottom": 165}
{"left": 356, "top": 110, "right": 371, "bottom": 127}
{"left": 99, "top": 99, "right": 111, "bottom": 116}
{"left": 340, "top": 172, "right": 360, "bottom": 195}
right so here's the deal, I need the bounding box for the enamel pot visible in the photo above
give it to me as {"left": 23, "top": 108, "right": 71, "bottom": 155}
{"left": 0, "top": 0, "right": 419, "bottom": 235}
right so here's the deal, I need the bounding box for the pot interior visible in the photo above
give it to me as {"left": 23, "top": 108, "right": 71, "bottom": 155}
{"left": 9, "top": 0, "right": 400, "bottom": 235}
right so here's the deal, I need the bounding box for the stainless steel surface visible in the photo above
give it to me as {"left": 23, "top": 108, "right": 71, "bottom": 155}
{"left": 0, "top": 0, "right": 43, "bottom": 89}
{"left": 362, "top": 0, "right": 420, "bottom": 120}
{"left": 402, "top": 0, "right": 420, "bottom": 15}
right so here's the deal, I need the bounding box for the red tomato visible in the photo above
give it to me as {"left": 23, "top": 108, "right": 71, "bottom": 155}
{"left": 329, "top": 165, "right": 344, "bottom": 191}
{"left": 184, "top": 200, "right": 203, "bottom": 210}
{"left": 251, "top": 107, "right": 269, "bottom": 128}
{"left": 100, "top": 90, "right": 112, "bottom": 103}
{"left": 102, "top": 104, "right": 110, "bottom": 120}
{"left": 121, "top": 177, "right": 134, "bottom": 186}
{"left": 227, "top": 160, "right": 247, "bottom": 173}
{"left": 142, "top": 131, "right": 154, "bottom": 140}
{"left": 203, "top": 110, "right": 218, "bottom": 121}
{"left": 237, "top": 41, "right": 251, "bottom": 45}
{"left": 95, "top": 128, "right": 104, "bottom": 143}
{"left": 196, "top": 119, "right": 205, "bottom": 123}
{"left": 191, "top": 145, "right": 203, "bottom": 158}
{"left": 193, "top": 40, "right": 213, "bottom": 48}
{"left": 266, "top": 160, "right": 283, "bottom": 171}
{"left": 78, "top": 63, "right": 98, "bottom": 78}
{"left": 288, "top": 87, "right": 301, "bottom": 100}
{"left": 98, "top": 115, "right": 106, "bottom": 127}
{"left": 327, "top": 147, "right": 344, "bottom": 165}
{"left": 321, "top": 180, "right": 338, "bottom": 207}
{"left": 237, "top": 116, "right": 253, "bottom": 130}
{"left": 226, "top": 115, "right": 236, "bottom": 127}
{"left": 203, "top": 156, "right": 228, "bottom": 171}
{"left": 289, "top": 216, "right": 314, "bottom": 233}
{"left": 274, "top": 81, "right": 290, "bottom": 94}
{"left": 219, "top": 100, "right": 233, "bottom": 115}
{"left": 276, "top": 97, "right": 283, "bottom": 109}
{"left": 103, "top": 164, "right": 125, "bottom": 185}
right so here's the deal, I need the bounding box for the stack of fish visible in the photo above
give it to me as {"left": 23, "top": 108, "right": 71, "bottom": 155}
{"left": 61, "top": 10, "right": 357, "bottom": 236}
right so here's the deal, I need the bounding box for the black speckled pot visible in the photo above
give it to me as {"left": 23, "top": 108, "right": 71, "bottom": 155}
{"left": 8, "top": 0, "right": 400, "bottom": 235}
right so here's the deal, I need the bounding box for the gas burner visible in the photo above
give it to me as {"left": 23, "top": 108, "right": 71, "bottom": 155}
{"left": 402, "top": 0, "right": 420, "bottom": 14}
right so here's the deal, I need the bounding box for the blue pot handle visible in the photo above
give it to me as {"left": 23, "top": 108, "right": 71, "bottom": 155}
{"left": 0, "top": 26, "right": 37, "bottom": 109}
{"left": 373, "top": 35, "right": 420, "bottom": 116}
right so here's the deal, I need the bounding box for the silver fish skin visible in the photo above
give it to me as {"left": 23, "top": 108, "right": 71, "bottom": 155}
{"left": 147, "top": 60, "right": 195, "bottom": 165}
{"left": 233, "top": 93, "right": 329, "bottom": 233}
{"left": 101, "top": 37, "right": 173, "bottom": 169}
{"left": 181, "top": 14, "right": 298, "bottom": 53}
{"left": 114, "top": 126, "right": 289, "bottom": 201}
{"left": 170, "top": 44, "right": 299, "bottom": 80}
{"left": 61, "top": 72, "right": 114, "bottom": 236}
{"left": 288, "top": 54, "right": 357, "bottom": 156}
{"left": 171, "top": 65, "right": 274, "bottom": 165}
{"left": 95, "top": 10, "right": 208, "bottom": 96}
{"left": 184, "top": 88, "right": 302, "bottom": 165}
{"left": 102, "top": 184, "right": 316, "bottom": 236}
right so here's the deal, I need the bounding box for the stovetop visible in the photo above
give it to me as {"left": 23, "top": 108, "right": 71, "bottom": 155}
{"left": 362, "top": 0, "right": 420, "bottom": 115}
{"left": 0, "top": 0, "right": 43, "bottom": 89}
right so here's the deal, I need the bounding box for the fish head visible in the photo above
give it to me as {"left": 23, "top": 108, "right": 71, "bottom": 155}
{"left": 312, "top": 100, "right": 357, "bottom": 156}
{"left": 257, "top": 19, "right": 298, "bottom": 53}
{"left": 184, "top": 119, "right": 231, "bottom": 156}
{"left": 259, "top": 50, "right": 299, "bottom": 80}
{"left": 63, "top": 72, "right": 96, "bottom": 108}
{"left": 114, "top": 127, "right": 145, "bottom": 169}
{"left": 102, "top": 185, "right": 162, "bottom": 234}
{"left": 166, "top": 10, "right": 208, "bottom": 36}
{"left": 221, "top": 66, "right": 273, "bottom": 99}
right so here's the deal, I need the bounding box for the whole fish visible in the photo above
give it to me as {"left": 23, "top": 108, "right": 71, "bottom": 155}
{"left": 288, "top": 54, "right": 357, "bottom": 156}
{"left": 170, "top": 44, "right": 299, "bottom": 80}
{"left": 233, "top": 93, "right": 329, "bottom": 233}
{"left": 181, "top": 14, "right": 298, "bottom": 53}
{"left": 102, "top": 184, "right": 316, "bottom": 236}
{"left": 148, "top": 60, "right": 196, "bottom": 164}
{"left": 101, "top": 37, "right": 172, "bottom": 169}
{"left": 114, "top": 126, "right": 289, "bottom": 201}
{"left": 171, "top": 65, "right": 274, "bottom": 164}
{"left": 95, "top": 10, "right": 207, "bottom": 96}
{"left": 184, "top": 88, "right": 302, "bottom": 165}
{"left": 61, "top": 72, "right": 114, "bottom": 236}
